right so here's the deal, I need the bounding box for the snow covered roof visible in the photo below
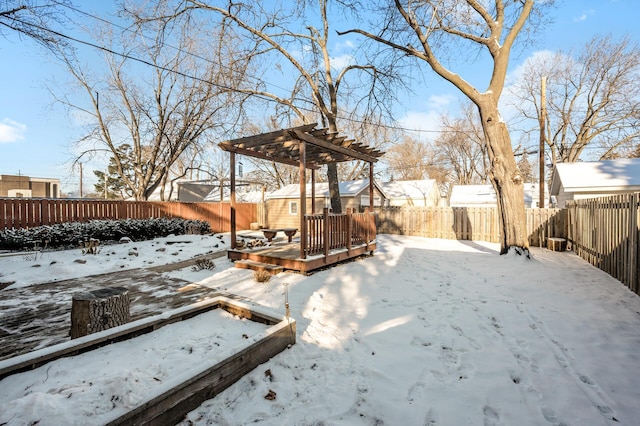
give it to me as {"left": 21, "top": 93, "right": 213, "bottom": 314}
{"left": 203, "top": 189, "right": 265, "bottom": 203}
{"left": 450, "top": 183, "right": 547, "bottom": 207}
{"left": 380, "top": 180, "right": 437, "bottom": 200}
{"left": 266, "top": 179, "right": 384, "bottom": 200}
{"left": 450, "top": 185, "right": 497, "bottom": 206}
{"left": 550, "top": 158, "right": 640, "bottom": 194}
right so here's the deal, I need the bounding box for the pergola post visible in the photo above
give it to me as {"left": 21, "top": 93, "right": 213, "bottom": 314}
{"left": 299, "top": 140, "right": 307, "bottom": 259}
{"left": 369, "top": 162, "right": 374, "bottom": 212}
{"left": 311, "top": 169, "right": 316, "bottom": 214}
{"left": 230, "top": 151, "right": 237, "bottom": 249}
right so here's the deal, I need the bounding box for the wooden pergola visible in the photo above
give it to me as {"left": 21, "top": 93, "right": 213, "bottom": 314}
{"left": 218, "top": 123, "right": 385, "bottom": 271}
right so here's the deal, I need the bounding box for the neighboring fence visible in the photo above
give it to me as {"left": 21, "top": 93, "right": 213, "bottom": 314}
{"left": 567, "top": 194, "right": 639, "bottom": 295}
{"left": 375, "top": 206, "right": 568, "bottom": 247}
{"left": 0, "top": 198, "right": 257, "bottom": 233}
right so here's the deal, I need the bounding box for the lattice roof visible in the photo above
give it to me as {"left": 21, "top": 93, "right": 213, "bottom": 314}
{"left": 218, "top": 123, "right": 384, "bottom": 169}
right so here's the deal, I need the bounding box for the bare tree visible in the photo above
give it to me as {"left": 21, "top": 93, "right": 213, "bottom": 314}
{"left": 510, "top": 34, "right": 640, "bottom": 165}
{"left": 341, "top": 0, "right": 551, "bottom": 253}
{"left": 143, "top": 0, "right": 399, "bottom": 212}
{"left": 53, "top": 12, "right": 249, "bottom": 200}
{"left": 0, "top": 0, "right": 71, "bottom": 49}
{"left": 384, "top": 136, "right": 434, "bottom": 181}
{"left": 435, "top": 103, "right": 488, "bottom": 186}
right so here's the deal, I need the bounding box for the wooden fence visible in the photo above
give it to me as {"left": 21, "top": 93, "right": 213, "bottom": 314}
{"left": 375, "top": 206, "right": 568, "bottom": 247}
{"left": 0, "top": 198, "right": 257, "bottom": 233}
{"left": 567, "top": 194, "right": 639, "bottom": 294}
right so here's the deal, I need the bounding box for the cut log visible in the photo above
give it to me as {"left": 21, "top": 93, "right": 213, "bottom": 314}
{"left": 71, "top": 287, "right": 130, "bottom": 339}
{"left": 547, "top": 237, "right": 567, "bottom": 252}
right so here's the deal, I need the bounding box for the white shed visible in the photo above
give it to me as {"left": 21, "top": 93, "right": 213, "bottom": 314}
{"left": 449, "top": 183, "right": 549, "bottom": 208}
{"left": 380, "top": 180, "right": 441, "bottom": 207}
{"left": 550, "top": 158, "right": 640, "bottom": 208}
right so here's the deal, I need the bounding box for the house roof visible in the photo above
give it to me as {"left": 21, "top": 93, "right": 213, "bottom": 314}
{"left": 380, "top": 180, "right": 437, "bottom": 199}
{"left": 450, "top": 183, "right": 546, "bottom": 206}
{"left": 203, "top": 189, "right": 265, "bottom": 203}
{"left": 266, "top": 179, "right": 385, "bottom": 200}
{"left": 218, "top": 123, "right": 384, "bottom": 170}
{"left": 550, "top": 158, "right": 640, "bottom": 194}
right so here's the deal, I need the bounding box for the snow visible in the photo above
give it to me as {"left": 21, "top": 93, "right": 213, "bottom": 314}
{"left": 2, "top": 233, "right": 640, "bottom": 425}
{"left": 0, "top": 234, "right": 222, "bottom": 290}
{"left": 267, "top": 179, "right": 377, "bottom": 199}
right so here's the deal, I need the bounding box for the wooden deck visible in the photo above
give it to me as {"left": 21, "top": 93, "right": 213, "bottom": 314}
{"left": 227, "top": 239, "right": 376, "bottom": 273}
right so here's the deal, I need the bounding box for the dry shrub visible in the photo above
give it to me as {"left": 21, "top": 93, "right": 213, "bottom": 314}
{"left": 253, "top": 270, "right": 272, "bottom": 283}
{"left": 191, "top": 258, "right": 216, "bottom": 271}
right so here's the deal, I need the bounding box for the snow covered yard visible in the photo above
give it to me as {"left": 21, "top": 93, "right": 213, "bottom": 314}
{"left": 1, "top": 234, "right": 640, "bottom": 425}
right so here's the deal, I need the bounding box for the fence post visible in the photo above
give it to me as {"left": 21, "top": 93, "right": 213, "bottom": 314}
{"left": 323, "top": 207, "right": 329, "bottom": 259}
{"left": 629, "top": 193, "right": 639, "bottom": 293}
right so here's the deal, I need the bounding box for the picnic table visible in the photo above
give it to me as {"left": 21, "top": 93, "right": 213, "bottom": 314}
{"left": 261, "top": 228, "right": 298, "bottom": 243}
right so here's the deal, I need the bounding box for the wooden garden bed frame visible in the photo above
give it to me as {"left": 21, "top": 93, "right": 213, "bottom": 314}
{"left": 0, "top": 296, "right": 296, "bottom": 425}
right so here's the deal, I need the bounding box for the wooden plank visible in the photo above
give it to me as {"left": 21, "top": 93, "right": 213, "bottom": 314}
{"left": 0, "top": 297, "right": 286, "bottom": 380}
{"left": 108, "top": 318, "right": 295, "bottom": 426}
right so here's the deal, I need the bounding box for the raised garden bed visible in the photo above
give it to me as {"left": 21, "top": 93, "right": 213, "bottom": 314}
{"left": 0, "top": 296, "right": 296, "bottom": 425}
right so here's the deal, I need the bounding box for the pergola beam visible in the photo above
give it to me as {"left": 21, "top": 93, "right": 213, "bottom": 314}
{"left": 291, "top": 129, "right": 380, "bottom": 164}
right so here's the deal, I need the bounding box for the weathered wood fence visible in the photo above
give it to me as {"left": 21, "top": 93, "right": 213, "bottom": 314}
{"left": 376, "top": 206, "right": 568, "bottom": 247}
{"left": 0, "top": 198, "right": 257, "bottom": 233}
{"left": 567, "top": 194, "right": 640, "bottom": 295}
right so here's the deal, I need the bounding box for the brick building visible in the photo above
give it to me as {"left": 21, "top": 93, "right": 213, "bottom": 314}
{"left": 0, "top": 174, "right": 61, "bottom": 198}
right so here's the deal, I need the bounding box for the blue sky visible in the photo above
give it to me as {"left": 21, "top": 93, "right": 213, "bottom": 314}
{"left": 0, "top": 0, "right": 638, "bottom": 194}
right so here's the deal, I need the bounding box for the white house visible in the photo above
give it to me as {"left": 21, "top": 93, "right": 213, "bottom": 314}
{"left": 379, "top": 179, "right": 442, "bottom": 207}
{"left": 550, "top": 158, "right": 640, "bottom": 208}
{"left": 449, "top": 183, "right": 549, "bottom": 208}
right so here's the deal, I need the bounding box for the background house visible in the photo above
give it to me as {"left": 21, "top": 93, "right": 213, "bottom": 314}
{"left": 265, "top": 179, "right": 386, "bottom": 229}
{"left": 0, "top": 174, "right": 60, "bottom": 198}
{"left": 550, "top": 158, "right": 640, "bottom": 208}
{"left": 380, "top": 179, "right": 442, "bottom": 207}
{"left": 176, "top": 180, "right": 219, "bottom": 202}
{"left": 449, "top": 183, "right": 549, "bottom": 208}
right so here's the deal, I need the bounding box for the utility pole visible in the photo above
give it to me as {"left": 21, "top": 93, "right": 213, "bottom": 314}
{"left": 79, "top": 163, "right": 83, "bottom": 198}
{"left": 539, "top": 76, "right": 547, "bottom": 208}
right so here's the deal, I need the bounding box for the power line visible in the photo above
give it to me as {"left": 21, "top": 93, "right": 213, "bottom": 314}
{"left": 6, "top": 13, "right": 465, "bottom": 136}
{"left": 5, "top": 11, "right": 638, "bottom": 142}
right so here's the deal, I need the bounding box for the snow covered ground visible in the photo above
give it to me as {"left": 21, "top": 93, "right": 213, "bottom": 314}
{"left": 2, "top": 233, "right": 640, "bottom": 425}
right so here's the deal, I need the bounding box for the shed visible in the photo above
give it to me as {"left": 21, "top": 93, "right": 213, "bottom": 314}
{"left": 449, "top": 183, "right": 548, "bottom": 208}
{"left": 380, "top": 179, "right": 441, "bottom": 207}
{"left": 550, "top": 158, "right": 640, "bottom": 208}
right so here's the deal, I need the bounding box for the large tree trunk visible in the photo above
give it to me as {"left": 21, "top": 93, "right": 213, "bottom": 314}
{"left": 327, "top": 163, "right": 342, "bottom": 213}
{"left": 477, "top": 100, "right": 529, "bottom": 254}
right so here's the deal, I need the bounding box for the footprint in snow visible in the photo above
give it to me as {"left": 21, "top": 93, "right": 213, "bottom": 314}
{"left": 483, "top": 405, "right": 500, "bottom": 426}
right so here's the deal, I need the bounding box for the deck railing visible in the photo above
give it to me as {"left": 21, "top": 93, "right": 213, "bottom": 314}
{"left": 304, "top": 208, "right": 376, "bottom": 257}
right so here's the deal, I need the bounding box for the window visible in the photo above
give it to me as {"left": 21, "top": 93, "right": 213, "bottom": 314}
{"left": 289, "top": 201, "right": 298, "bottom": 215}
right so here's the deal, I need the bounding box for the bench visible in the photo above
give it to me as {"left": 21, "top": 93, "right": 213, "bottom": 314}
{"left": 261, "top": 228, "right": 298, "bottom": 243}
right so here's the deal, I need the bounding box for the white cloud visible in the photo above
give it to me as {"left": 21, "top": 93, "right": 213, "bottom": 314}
{"left": 506, "top": 50, "right": 556, "bottom": 85}
{"left": 330, "top": 53, "right": 355, "bottom": 70}
{"left": 573, "top": 9, "right": 595, "bottom": 22}
{"left": 397, "top": 94, "right": 456, "bottom": 142}
{"left": 0, "top": 118, "right": 27, "bottom": 143}
{"left": 334, "top": 39, "right": 355, "bottom": 52}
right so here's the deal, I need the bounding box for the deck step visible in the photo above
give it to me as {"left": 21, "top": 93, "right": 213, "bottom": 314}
{"left": 234, "top": 259, "right": 284, "bottom": 275}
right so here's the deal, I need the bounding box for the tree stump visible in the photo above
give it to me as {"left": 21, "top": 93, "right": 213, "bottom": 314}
{"left": 71, "top": 287, "right": 130, "bottom": 339}
{"left": 547, "top": 237, "right": 567, "bottom": 252}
